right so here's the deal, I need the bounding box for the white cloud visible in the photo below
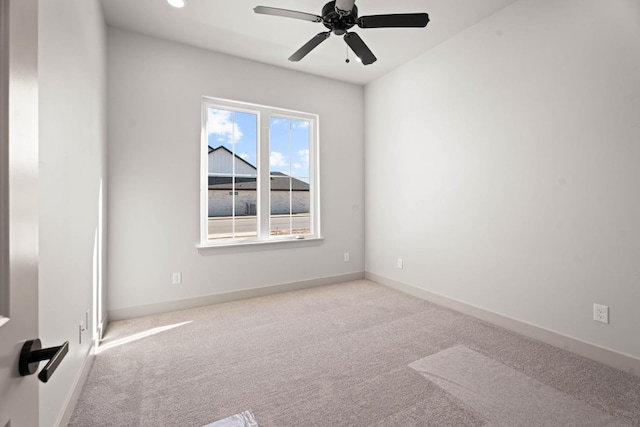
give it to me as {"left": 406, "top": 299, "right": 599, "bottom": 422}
{"left": 294, "top": 163, "right": 302, "bottom": 169}
{"left": 270, "top": 151, "right": 288, "bottom": 168}
{"left": 208, "top": 109, "right": 243, "bottom": 144}
{"left": 297, "top": 149, "right": 309, "bottom": 165}
{"left": 271, "top": 118, "right": 309, "bottom": 130}
{"left": 239, "top": 153, "right": 250, "bottom": 160}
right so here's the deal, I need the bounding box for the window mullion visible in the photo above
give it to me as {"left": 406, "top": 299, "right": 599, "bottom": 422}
{"left": 289, "top": 121, "right": 293, "bottom": 234}
{"left": 258, "top": 112, "right": 270, "bottom": 239}
{"left": 231, "top": 111, "right": 236, "bottom": 238}
{"left": 311, "top": 119, "right": 319, "bottom": 237}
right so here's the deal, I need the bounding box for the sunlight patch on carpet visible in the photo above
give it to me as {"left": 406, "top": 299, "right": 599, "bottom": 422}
{"left": 409, "top": 345, "right": 631, "bottom": 427}
{"left": 98, "top": 321, "right": 193, "bottom": 353}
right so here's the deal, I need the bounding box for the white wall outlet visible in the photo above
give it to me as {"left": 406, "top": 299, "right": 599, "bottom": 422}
{"left": 397, "top": 258, "right": 403, "bottom": 269}
{"left": 344, "top": 252, "right": 350, "bottom": 262}
{"left": 593, "top": 303, "right": 609, "bottom": 324}
{"left": 172, "top": 272, "right": 182, "bottom": 285}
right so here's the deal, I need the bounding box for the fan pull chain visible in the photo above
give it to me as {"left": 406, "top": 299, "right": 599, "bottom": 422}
{"left": 345, "top": 45, "right": 350, "bottom": 63}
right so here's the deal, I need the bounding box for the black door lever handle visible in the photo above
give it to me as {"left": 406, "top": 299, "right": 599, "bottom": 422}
{"left": 19, "top": 339, "right": 69, "bottom": 383}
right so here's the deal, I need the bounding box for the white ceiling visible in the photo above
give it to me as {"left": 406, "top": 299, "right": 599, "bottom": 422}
{"left": 100, "top": 0, "right": 518, "bottom": 85}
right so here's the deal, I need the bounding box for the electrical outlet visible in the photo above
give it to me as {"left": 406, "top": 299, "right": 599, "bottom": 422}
{"left": 397, "top": 258, "right": 403, "bottom": 269}
{"left": 172, "top": 272, "right": 182, "bottom": 285}
{"left": 593, "top": 303, "right": 609, "bottom": 324}
{"left": 344, "top": 252, "right": 350, "bottom": 262}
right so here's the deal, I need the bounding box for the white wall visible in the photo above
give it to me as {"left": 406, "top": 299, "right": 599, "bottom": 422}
{"left": 107, "top": 28, "right": 364, "bottom": 312}
{"left": 365, "top": 0, "right": 640, "bottom": 359}
{"left": 38, "top": 0, "right": 107, "bottom": 425}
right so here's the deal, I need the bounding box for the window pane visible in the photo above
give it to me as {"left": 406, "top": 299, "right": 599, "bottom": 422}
{"left": 270, "top": 178, "right": 291, "bottom": 236}
{"left": 207, "top": 108, "right": 257, "bottom": 175}
{"left": 208, "top": 177, "right": 258, "bottom": 240}
{"left": 269, "top": 117, "right": 290, "bottom": 175}
{"left": 293, "top": 190, "right": 311, "bottom": 234}
{"left": 269, "top": 116, "right": 311, "bottom": 236}
{"left": 270, "top": 176, "right": 311, "bottom": 236}
{"left": 207, "top": 107, "right": 257, "bottom": 240}
{"left": 291, "top": 119, "right": 310, "bottom": 178}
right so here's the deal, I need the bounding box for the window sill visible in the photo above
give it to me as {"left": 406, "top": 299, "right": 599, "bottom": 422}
{"left": 196, "top": 236, "right": 324, "bottom": 254}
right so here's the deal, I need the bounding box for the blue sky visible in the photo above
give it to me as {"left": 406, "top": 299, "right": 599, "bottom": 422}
{"left": 269, "top": 117, "right": 310, "bottom": 178}
{"left": 207, "top": 108, "right": 257, "bottom": 166}
{"left": 207, "top": 108, "right": 310, "bottom": 178}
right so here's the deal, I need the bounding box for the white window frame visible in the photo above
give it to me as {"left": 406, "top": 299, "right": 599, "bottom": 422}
{"left": 0, "top": 1, "right": 8, "bottom": 325}
{"left": 199, "top": 97, "right": 321, "bottom": 247}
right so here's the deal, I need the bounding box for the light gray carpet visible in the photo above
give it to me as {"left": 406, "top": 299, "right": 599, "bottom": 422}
{"left": 410, "top": 345, "right": 633, "bottom": 426}
{"left": 69, "top": 280, "right": 640, "bottom": 426}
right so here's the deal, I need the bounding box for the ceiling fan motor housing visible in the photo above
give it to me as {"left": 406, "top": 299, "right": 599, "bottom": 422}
{"left": 322, "top": 1, "right": 358, "bottom": 35}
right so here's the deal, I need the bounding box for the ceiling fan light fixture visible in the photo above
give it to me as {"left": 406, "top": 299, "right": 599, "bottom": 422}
{"left": 335, "top": 0, "right": 356, "bottom": 16}
{"left": 167, "top": 0, "right": 186, "bottom": 9}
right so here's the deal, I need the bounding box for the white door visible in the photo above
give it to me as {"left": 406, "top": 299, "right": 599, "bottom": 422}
{"left": 0, "top": 0, "right": 40, "bottom": 426}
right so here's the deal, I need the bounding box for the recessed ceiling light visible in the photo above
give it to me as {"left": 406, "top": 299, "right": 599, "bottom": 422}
{"left": 167, "top": 0, "right": 186, "bottom": 8}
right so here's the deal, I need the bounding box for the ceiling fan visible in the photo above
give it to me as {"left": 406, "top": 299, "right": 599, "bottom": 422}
{"left": 254, "top": 0, "right": 429, "bottom": 65}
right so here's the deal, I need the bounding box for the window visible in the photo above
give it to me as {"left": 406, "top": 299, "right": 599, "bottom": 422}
{"left": 201, "top": 97, "right": 320, "bottom": 246}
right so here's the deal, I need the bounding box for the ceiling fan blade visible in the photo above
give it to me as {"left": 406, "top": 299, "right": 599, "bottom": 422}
{"left": 335, "top": 0, "right": 356, "bottom": 15}
{"left": 343, "top": 32, "right": 377, "bottom": 65}
{"left": 289, "top": 32, "right": 331, "bottom": 62}
{"left": 254, "top": 6, "right": 322, "bottom": 23}
{"left": 358, "top": 13, "right": 429, "bottom": 29}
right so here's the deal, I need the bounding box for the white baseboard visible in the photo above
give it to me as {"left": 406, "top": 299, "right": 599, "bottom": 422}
{"left": 366, "top": 272, "right": 640, "bottom": 377}
{"left": 55, "top": 344, "right": 96, "bottom": 427}
{"left": 108, "top": 271, "right": 366, "bottom": 321}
